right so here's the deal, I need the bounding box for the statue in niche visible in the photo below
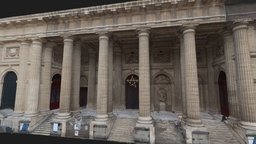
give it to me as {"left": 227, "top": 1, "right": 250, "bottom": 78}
{"left": 158, "top": 88, "right": 167, "bottom": 111}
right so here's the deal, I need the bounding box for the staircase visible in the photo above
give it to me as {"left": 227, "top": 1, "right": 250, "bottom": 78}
{"left": 155, "top": 121, "right": 185, "bottom": 144}
{"left": 31, "top": 115, "right": 53, "bottom": 136}
{"left": 202, "top": 116, "right": 240, "bottom": 144}
{"left": 108, "top": 118, "right": 137, "bottom": 143}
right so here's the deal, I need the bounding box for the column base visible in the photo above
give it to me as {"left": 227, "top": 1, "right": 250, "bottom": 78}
{"left": 24, "top": 112, "right": 38, "bottom": 117}
{"left": 89, "top": 115, "right": 114, "bottom": 140}
{"left": 56, "top": 112, "right": 71, "bottom": 119}
{"left": 240, "top": 121, "right": 256, "bottom": 130}
{"left": 134, "top": 120, "right": 155, "bottom": 144}
{"left": 185, "top": 118, "right": 204, "bottom": 127}
{"left": 182, "top": 124, "right": 209, "bottom": 144}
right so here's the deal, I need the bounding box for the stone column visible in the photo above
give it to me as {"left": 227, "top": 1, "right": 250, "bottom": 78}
{"left": 223, "top": 31, "right": 240, "bottom": 119}
{"left": 87, "top": 48, "right": 96, "bottom": 109}
{"left": 71, "top": 39, "right": 81, "bottom": 111}
{"left": 180, "top": 36, "right": 187, "bottom": 116}
{"left": 107, "top": 38, "right": 113, "bottom": 117}
{"left": 182, "top": 26, "right": 202, "bottom": 126}
{"left": 39, "top": 42, "right": 54, "bottom": 112}
{"left": 15, "top": 40, "right": 30, "bottom": 114}
{"left": 113, "top": 46, "right": 122, "bottom": 109}
{"left": 25, "top": 38, "right": 43, "bottom": 116}
{"left": 232, "top": 22, "right": 256, "bottom": 125}
{"left": 134, "top": 28, "right": 155, "bottom": 144}
{"left": 57, "top": 35, "right": 74, "bottom": 118}
{"left": 95, "top": 32, "right": 109, "bottom": 122}
{"left": 138, "top": 28, "right": 152, "bottom": 124}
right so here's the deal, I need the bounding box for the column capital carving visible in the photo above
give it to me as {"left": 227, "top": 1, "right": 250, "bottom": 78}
{"left": 137, "top": 27, "right": 150, "bottom": 36}
{"left": 232, "top": 21, "right": 249, "bottom": 32}
{"left": 31, "top": 37, "right": 43, "bottom": 45}
{"left": 98, "top": 31, "right": 109, "bottom": 40}
{"left": 61, "top": 33, "right": 74, "bottom": 41}
{"left": 181, "top": 24, "right": 197, "bottom": 35}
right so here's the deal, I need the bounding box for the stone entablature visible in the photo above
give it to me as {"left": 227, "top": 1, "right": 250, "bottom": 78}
{"left": 0, "top": 0, "right": 225, "bottom": 41}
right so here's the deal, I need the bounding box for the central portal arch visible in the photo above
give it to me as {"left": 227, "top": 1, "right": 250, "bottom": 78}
{"left": 218, "top": 71, "right": 229, "bottom": 117}
{"left": 125, "top": 74, "right": 139, "bottom": 109}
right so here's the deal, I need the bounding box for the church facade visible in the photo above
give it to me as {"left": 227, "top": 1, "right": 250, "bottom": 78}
{"left": 0, "top": 0, "right": 255, "bottom": 143}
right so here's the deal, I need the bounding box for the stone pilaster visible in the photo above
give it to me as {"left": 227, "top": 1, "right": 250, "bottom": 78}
{"left": 174, "top": 48, "right": 182, "bottom": 111}
{"left": 15, "top": 40, "right": 30, "bottom": 114}
{"left": 107, "top": 38, "right": 113, "bottom": 117}
{"left": 25, "top": 38, "right": 43, "bottom": 116}
{"left": 232, "top": 22, "right": 256, "bottom": 126}
{"left": 138, "top": 28, "right": 152, "bottom": 124}
{"left": 113, "top": 46, "right": 122, "bottom": 109}
{"left": 39, "top": 42, "right": 54, "bottom": 112}
{"left": 57, "top": 35, "right": 74, "bottom": 119}
{"left": 223, "top": 31, "right": 240, "bottom": 119}
{"left": 206, "top": 45, "right": 217, "bottom": 114}
{"left": 182, "top": 26, "right": 202, "bottom": 126}
{"left": 95, "top": 32, "right": 109, "bottom": 122}
{"left": 71, "top": 39, "right": 81, "bottom": 111}
{"left": 87, "top": 47, "right": 96, "bottom": 109}
{"left": 180, "top": 36, "right": 187, "bottom": 116}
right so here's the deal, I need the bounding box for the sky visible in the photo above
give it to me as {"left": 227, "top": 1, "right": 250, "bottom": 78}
{"left": 0, "top": 0, "right": 135, "bottom": 18}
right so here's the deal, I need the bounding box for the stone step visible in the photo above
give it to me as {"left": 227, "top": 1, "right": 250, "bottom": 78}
{"left": 108, "top": 118, "right": 137, "bottom": 143}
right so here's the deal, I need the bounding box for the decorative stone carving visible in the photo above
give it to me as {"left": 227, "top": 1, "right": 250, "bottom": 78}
{"left": 153, "top": 49, "right": 170, "bottom": 63}
{"left": 53, "top": 47, "right": 63, "bottom": 64}
{"left": 154, "top": 74, "right": 170, "bottom": 84}
{"left": 80, "top": 75, "right": 88, "bottom": 87}
{"left": 125, "top": 49, "right": 138, "bottom": 64}
{"left": 158, "top": 88, "right": 167, "bottom": 102}
{"left": 5, "top": 47, "right": 19, "bottom": 58}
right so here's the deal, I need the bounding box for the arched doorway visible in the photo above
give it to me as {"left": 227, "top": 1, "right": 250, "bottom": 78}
{"left": 125, "top": 74, "right": 139, "bottom": 109}
{"left": 1, "top": 71, "right": 17, "bottom": 109}
{"left": 50, "top": 74, "right": 61, "bottom": 110}
{"left": 218, "top": 71, "right": 229, "bottom": 117}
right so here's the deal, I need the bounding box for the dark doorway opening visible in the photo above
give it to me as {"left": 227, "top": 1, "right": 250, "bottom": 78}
{"left": 218, "top": 71, "right": 229, "bottom": 117}
{"left": 0, "top": 72, "right": 17, "bottom": 109}
{"left": 125, "top": 75, "right": 139, "bottom": 109}
{"left": 79, "top": 87, "right": 87, "bottom": 107}
{"left": 50, "top": 74, "right": 61, "bottom": 110}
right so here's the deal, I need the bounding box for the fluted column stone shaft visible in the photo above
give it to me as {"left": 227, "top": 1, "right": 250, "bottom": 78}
{"left": 25, "top": 39, "right": 43, "bottom": 116}
{"left": 58, "top": 36, "right": 73, "bottom": 116}
{"left": 71, "top": 40, "right": 81, "bottom": 111}
{"left": 39, "top": 43, "right": 54, "bottom": 112}
{"left": 87, "top": 48, "right": 96, "bottom": 109}
{"left": 138, "top": 29, "right": 152, "bottom": 124}
{"left": 15, "top": 40, "right": 30, "bottom": 114}
{"left": 183, "top": 27, "right": 202, "bottom": 126}
{"left": 223, "top": 32, "right": 240, "bottom": 118}
{"left": 107, "top": 38, "right": 113, "bottom": 116}
{"left": 232, "top": 22, "right": 256, "bottom": 123}
{"left": 96, "top": 33, "right": 109, "bottom": 121}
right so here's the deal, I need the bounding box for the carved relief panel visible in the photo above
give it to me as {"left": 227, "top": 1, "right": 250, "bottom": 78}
{"left": 124, "top": 48, "right": 138, "bottom": 64}
{"left": 5, "top": 47, "right": 19, "bottom": 59}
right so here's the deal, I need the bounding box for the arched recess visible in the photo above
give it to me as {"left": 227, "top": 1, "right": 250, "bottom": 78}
{"left": 153, "top": 74, "right": 173, "bottom": 112}
{"left": 0, "top": 71, "right": 17, "bottom": 110}
{"left": 50, "top": 74, "right": 61, "bottom": 110}
{"left": 125, "top": 74, "right": 139, "bottom": 109}
{"left": 218, "top": 71, "right": 229, "bottom": 117}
